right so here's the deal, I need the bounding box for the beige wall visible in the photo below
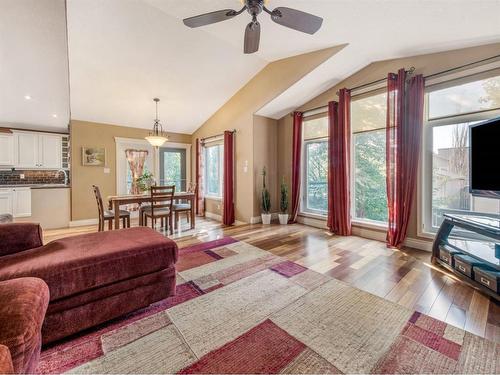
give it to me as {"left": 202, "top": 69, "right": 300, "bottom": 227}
{"left": 192, "top": 46, "right": 345, "bottom": 223}
{"left": 253, "top": 115, "right": 278, "bottom": 217}
{"left": 278, "top": 42, "right": 500, "bottom": 242}
{"left": 70, "top": 120, "right": 191, "bottom": 221}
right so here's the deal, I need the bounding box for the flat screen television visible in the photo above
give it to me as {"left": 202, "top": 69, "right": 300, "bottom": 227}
{"left": 469, "top": 116, "right": 500, "bottom": 198}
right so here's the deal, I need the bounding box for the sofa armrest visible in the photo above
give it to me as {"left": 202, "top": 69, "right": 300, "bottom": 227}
{"left": 0, "top": 345, "right": 13, "bottom": 374}
{"left": 0, "top": 223, "right": 43, "bottom": 257}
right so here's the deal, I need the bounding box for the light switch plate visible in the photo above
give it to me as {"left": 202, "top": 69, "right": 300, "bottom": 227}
{"left": 103, "top": 168, "right": 110, "bottom": 174}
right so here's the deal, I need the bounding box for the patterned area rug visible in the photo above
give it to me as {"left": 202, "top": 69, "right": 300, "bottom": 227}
{"left": 38, "top": 237, "right": 499, "bottom": 374}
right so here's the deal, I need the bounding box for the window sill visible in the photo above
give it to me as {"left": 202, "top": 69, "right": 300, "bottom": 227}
{"left": 299, "top": 212, "right": 327, "bottom": 220}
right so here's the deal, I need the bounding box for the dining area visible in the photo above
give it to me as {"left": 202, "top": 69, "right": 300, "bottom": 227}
{"left": 92, "top": 184, "right": 196, "bottom": 235}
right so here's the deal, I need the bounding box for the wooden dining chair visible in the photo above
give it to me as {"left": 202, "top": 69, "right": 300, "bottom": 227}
{"left": 92, "top": 185, "right": 131, "bottom": 231}
{"left": 173, "top": 183, "right": 196, "bottom": 229}
{"left": 142, "top": 185, "right": 175, "bottom": 234}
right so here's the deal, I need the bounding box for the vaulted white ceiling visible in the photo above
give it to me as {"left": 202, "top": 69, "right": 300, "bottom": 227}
{"left": 2, "top": 0, "right": 500, "bottom": 134}
{"left": 0, "top": 0, "right": 69, "bottom": 132}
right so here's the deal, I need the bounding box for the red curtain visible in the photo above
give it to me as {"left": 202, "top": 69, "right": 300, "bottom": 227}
{"left": 195, "top": 138, "right": 205, "bottom": 216}
{"left": 223, "top": 131, "right": 235, "bottom": 225}
{"left": 386, "top": 69, "right": 425, "bottom": 248}
{"left": 327, "top": 89, "right": 352, "bottom": 235}
{"left": 289, "top": 111, "right": 303, "bottom": 223}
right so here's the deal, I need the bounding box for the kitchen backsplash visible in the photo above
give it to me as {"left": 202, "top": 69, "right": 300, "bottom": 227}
{"left": 0, "top": 170, "right": 69, "bottom": 185}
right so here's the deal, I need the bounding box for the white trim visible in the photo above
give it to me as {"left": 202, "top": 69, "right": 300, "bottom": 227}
{"left": 69, "top": 218, "right": 98, "bottom": 227}
{"left": 297, "top": 215, "right": 328, "bottom": 229}
{"left": 351, "top": 219, "right": 387, "bottom": 231}
{"left": 351, "top": 226, "right": 386, "bottom": 242}
{"left": 403, "top": 237, "right": 433, "bottom": 252}
{"left": 205, "top": 211, "right": 222, "bottom": 222}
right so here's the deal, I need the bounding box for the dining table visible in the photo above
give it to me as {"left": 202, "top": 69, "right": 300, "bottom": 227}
{"left": 107, "top": 191, "right": 196, "bottom": 230}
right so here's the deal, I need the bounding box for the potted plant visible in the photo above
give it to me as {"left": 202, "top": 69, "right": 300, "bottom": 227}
{"left": 279, "top": 177, "right": 289, "bottom": 225}
{"left": 261, "top": 167, "right": 272, "bottom": 224}
{"left": 136, "top": 170, "right": 154, "bottom": 193}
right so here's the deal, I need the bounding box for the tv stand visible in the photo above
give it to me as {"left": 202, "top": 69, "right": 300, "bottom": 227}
{"left": 432, "top": 213, "right": 500, "bottom": 301}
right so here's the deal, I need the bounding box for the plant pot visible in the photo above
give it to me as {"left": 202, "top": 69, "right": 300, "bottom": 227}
{"left": 261, "top": 213, "right": 272, "bottom": 225}
{"left": 278, "top": 213, "right": 289, "bottom": 225}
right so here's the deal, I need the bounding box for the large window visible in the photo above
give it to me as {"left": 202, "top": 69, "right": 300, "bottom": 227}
{"left": 423, "top": 71, "right": 500, "bottom": 233}
{"left": 204, "top": 143, "right": 223, "bottom": 198}
{"left": 301, "top": 116, "right": 328, "bottom": 215}
{"left": 351, "top": 91, "right": 388, "bottom": 223}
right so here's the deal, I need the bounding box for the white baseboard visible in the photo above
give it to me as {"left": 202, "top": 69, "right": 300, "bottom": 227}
{"left": 404, "top": 237, "right": 433, "bottom": 252}
{"left": 205, "top": 211, "right": 222, "bottom": 222}
{"left": 69, "top": 218, "right": 98, "bottom": 227}
{"left": 297, "top": 215, "right": 328, "bottom": 229}
{"left": 297, "top": 215, "right": 433, "bottom": 252}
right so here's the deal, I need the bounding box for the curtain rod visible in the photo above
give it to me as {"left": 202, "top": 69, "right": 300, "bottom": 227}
{"left": 293, "top": 53, "right": 500, "bottom": 117}
{"left": 200, "top": 129, "right": 236, "bottom": 143}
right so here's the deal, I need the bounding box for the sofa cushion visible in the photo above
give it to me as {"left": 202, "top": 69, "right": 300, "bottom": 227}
{"left": 0, "top": 223, "right": 43, "bottom": 257}
{"left": 0, "top": 227, "right": 178, "bottom": 302}
{"left": 0, "top": 278, "right": 49, "bottom": 374}
{"left": 0, "top": 344, "right": 13, "bottom": 374}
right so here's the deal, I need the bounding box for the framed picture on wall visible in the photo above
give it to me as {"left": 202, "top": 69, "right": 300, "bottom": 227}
{"left": 82, "top": 147, "right": 106, "bottom": 166}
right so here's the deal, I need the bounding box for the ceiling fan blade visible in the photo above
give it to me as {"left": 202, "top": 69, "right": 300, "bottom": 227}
{"left": 244, "top": 21, "right": 260, "bottom": 54}
{"left": 183, "top": 9, "right": 237, "bottom": 28}
{"left": 270, "top": 7, "right": 323, "bottom": 35}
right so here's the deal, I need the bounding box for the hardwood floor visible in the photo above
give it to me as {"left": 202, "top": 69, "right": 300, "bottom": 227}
{"left": 43, "top": 217, "right": 500, "bottom": 343}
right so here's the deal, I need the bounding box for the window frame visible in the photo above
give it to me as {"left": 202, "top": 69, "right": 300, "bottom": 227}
{"left": 300, "top": 115, "right": 329, "bottom": 217}
{"left": 350, "top": 89, "right": 389, "bottom": 227}
{"left": 204, "top": 142, "right": 224, "bottom": 200}
{"left": 419, "top": 70, "right": 500, "bottom": 237}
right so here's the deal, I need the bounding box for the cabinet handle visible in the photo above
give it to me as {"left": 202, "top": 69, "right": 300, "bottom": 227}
{"left": 480, "top": 277, "right": 490, "bottom": 286}
{"left": 458, "top": 265, "right": 466, "bottom": 272}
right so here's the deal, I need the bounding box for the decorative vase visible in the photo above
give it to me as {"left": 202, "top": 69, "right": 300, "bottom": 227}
{"left": 261, "top": 213, "right": 272, "bottom": 225}
{"left": 278, "top": 214, "right": 289, "bottom": 225}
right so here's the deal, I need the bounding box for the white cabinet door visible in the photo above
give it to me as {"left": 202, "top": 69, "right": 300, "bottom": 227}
{"left": 0, "top": 134, "right": 14, "bottom": 166}
{"left": 12, "top": 187, "right": 31, "bottom": 218}
{"left": 16, "top": 133, "right": 39, "bottom": 168}
{"left": 0, "top": 189, "right": 13, "bottom": 215}
{"left": 39, "top": 134, "right": 62, "bottom": 169}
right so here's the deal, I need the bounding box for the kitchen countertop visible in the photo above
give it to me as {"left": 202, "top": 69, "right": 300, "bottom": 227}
{"left": 0, "top": 184, "right": 70, "bottom": 189}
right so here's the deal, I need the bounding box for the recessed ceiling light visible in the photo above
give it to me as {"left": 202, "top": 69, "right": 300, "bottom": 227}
{"left": 52, "top": 114, "right": 58, "bottom": 118}
{"left": 24, "top": 95, "right": 32, "bottom": 100}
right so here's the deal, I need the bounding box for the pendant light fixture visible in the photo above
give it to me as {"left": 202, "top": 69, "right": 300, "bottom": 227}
{"left": 145, "top": 98, "right": 168, "bottom": 147}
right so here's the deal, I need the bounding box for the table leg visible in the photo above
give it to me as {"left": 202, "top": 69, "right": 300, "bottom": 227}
{"left": 114, "top": 200, "right": 120, "bottom": 230}
{"left": 190, "top": 196, "right": 195, "bottom": 229}
{"left": 139, "top": 203, "right": 143, "bottom": 226}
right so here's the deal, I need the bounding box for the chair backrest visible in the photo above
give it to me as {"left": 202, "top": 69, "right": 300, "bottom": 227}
{"left": 92, "top": 185, "right": 105, "bottom": 218}
{"left": 150, "top": 185, "right": 175, "bottom": 213}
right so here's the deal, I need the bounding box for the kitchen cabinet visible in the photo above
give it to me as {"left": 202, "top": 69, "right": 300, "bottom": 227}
{"left": 16, "top": 132, "right": 38, "bottom": 168}
{"left": 0, "top": 134, "right": 14, "bottom": 166}
{"left": 12, "top": 187, "right": 32, "bottom": 217}
{"left": 39, "top": 134, "right": 62, "bottom": 168}
{"left": 13, "top": 131, "right": 63, "bottom": 169}
{"left": 0, "top": 188, "right": 31, "bottom": 217}
{"left": 0, "top": 189, "right": 12, "bottom": 215}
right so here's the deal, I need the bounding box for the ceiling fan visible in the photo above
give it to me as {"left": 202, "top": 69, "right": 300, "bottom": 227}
{"left": 183, "top": 0, "right": 323, "bottom": 54}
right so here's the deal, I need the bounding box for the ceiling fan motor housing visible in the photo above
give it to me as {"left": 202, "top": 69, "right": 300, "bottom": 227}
{"left": 245, "top": 0, "right": 265, "bottom": 16}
